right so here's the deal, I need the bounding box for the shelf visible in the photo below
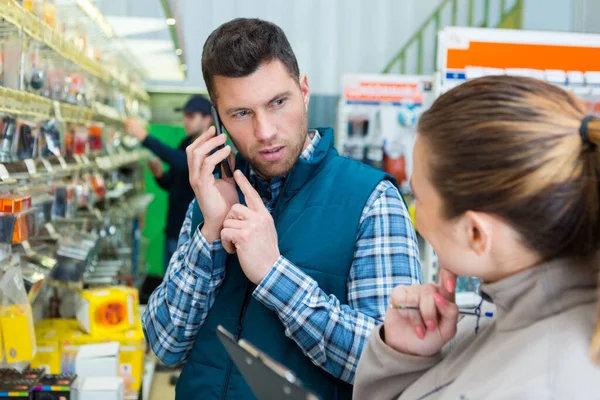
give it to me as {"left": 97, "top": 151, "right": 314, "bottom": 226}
{"left": 0, "top": 87, "right": 53, "bottom": 118}
{"left": 0, "top": 87, "right": 127, "bottom": 126}
{"left": 0, "top": 0, "right": 149, "bottom": 104}
{"left": 60, "top": 102, "right": 94, "bottom": 124}
{"left": 93, "top": 101, "right": 126, "bottom": 126}
{"left": 0, "top": 150, "right": 148, "bottom": 184}
{"left": 95, "top": 150, "right": 150, "bottom": 171}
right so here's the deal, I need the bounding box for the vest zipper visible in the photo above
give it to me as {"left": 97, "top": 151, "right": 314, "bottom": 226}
{"left": 220, "top": 282, "right": 254, "bottom": 400}
{"left": 221, "top": 160, "right": 294, "bottom": 399}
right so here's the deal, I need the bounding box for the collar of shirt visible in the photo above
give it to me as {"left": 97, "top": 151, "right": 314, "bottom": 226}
{"left": 248, "top": 130, "right": 321, "bottom": 211}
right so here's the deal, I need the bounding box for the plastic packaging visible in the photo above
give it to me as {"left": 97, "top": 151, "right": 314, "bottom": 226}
{"left": 0, "top": 116, "right": 17, "bottom": 162}
{"left": 88, "top": 125, "right": 102, "bottom": 152}
{"left": 49, "top": 230, "right": 98, "bottom": 286}
{"left": 73, "top": 125, "right": 88, "bottom": 155}
{"left": 15, "top": 120, "right": 37, "bottom": 160}
{"left": 64, "top": 124, "right": 75, "bottom": 156}
{"left": 0, "top": 265, "right": 37, "bottom": 371}
{"left": 0, "top": 195, "right": 35, "bottom": 244}
{"left": 25, "top": 42, "right": 46, "bottom": 93}
{"left": 43, "top": 0, "right": 56, "bottom": 28}
{"left": 51, "top": 184, "right": 76, "bottom": 219}
{"left": 383, "top": 139, "right": 407, "bottom": 185}
{"left": 40, "top": 119, "right": 63, "bottom": 157}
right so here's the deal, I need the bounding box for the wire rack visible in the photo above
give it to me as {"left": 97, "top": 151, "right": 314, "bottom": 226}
{"left": 0, "top": 0, "right": 149, "bottom": 112}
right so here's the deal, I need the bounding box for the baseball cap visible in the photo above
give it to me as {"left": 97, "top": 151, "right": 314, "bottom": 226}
{"left": 174, "top": 95, "right": 212, "bottom": 115}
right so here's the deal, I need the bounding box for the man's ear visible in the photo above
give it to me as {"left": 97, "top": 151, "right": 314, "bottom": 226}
{"left": 299, "top": 74, "right": 310, "bottom": 112}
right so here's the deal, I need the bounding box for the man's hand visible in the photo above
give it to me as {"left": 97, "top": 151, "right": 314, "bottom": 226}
{"left": 124, "top": 118, "right": 148, "bottom": 141}
{"left": 186, "top": 126, "right": 238, "bottom": 243}
{"left": 221, "top": 171, "right": 280, "bottom": 285}
{"left": 147, "top": 158, "right": 163, "bottom": 178}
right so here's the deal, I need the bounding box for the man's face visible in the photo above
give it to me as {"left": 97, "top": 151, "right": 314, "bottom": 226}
{"left": 213, "top": 60, "right": 310, "bottom": 180}
{"left": 183, "top": 112, "right": 211, "bottom": 137}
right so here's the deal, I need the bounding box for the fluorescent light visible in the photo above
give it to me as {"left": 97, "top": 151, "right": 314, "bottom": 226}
{"left": 175, "top": 48, "right": 183, "bottom": 56}
{"left": 166, "top": 18, "right": 176, "bottom": 25}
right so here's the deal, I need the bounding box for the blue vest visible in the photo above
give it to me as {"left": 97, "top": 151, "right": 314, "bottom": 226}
{"left": 176, "top": 128, "right": 398, "bottom": 400}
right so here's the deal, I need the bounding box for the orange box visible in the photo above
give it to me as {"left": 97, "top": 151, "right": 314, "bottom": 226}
{"left": 0, "top": 195, "right": 31, "bottom": 213}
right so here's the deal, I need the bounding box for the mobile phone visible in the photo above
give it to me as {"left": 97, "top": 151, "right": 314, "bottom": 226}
{"left": 211, "top": 106, "right": 234, "bottom": 178}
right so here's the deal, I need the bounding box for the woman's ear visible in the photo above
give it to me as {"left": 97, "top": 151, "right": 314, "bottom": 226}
{"left": 464, "top": 211, "right": 492, "bottom": 256}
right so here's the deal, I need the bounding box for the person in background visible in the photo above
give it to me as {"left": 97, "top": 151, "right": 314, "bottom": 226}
{"left": 143, "top": 18, "right": 421, "bottom": 400}
{"left": 124, "top": 95, "right": 213, "bottom": 272}
{"left": 353, "top": 76, "right": 600, "bottom": 399}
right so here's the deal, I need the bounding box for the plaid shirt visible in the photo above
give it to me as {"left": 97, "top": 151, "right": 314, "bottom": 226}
{"left": 143, "top": 131, "right": 421, "bottom": 383}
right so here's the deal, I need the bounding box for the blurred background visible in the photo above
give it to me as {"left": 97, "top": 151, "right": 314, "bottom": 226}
{"left": 1, "top": 1, "right": 599, "bottom": 399}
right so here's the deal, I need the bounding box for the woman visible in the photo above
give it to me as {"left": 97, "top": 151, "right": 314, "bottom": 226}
{"left": 354, "top": 76, "right": 600, "bottom": 399}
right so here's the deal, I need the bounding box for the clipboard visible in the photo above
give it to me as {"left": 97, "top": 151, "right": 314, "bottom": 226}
{"left": 216, "top": 325, "right": 321, "bottom": 400}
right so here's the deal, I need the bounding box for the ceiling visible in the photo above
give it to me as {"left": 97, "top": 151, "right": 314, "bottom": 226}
{"left": 91, "top": 0, "right": 444, "bottom": 95}
{"left": 93, "top": 0, "right": 186, "bottom": 83}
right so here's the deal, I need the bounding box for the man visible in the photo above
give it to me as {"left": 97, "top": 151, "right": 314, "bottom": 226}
{"left": 143, "top": 18, "right": 421, "bottom": 400}
{"left": 125, "top": 95, "right": 213, "bottom": 271}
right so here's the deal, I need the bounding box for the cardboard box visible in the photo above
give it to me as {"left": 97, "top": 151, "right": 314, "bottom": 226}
{"left": 35, "top": 319, "right": 79, "bottom": 333}
{"left": 72, "top": 377, "right": 124, "bottom": 400}
{"left": 75, "top": 342, "right": 119, "bottom": 379}
{"left": 32, "top": 374, "right": 77, "bottom": 400}
{"left": 60, "top": 321, "right": 145, "bottom": 392}
{"left": 106, "top": 320, "right": 146, "bottom": 392}
{"left": 75, "top": 286, "right": 139, "bottom": 336}
{"left": 56, "top": 318, "right": 145, "bottom": 393}
{"left": 0, "top": 304, "right": 35, "bottom": 364}
{"left": 0, "top": 368, "right": 44, "bottom": 382}
{"left": 32, "top": 319, "right": 80, "bottom": 375}
{"left": 31, "top": 324, "right": 62, "bottom": 374}
{"left": 0, "top": 378, "right": 36, "bottom": 399}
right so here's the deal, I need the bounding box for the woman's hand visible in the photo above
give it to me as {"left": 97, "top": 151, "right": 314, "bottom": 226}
{"left": 383, "top": 269, "right": 459, "bottom": 357}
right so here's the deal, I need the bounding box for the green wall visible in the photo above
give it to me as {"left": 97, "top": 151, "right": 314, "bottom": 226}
{"left": 143, "top": 124, "right": 187, "bottom": 276}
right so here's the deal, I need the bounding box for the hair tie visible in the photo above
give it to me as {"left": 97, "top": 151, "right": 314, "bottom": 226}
{"left": 580, "top": 115, "right": 596, "bottom": 148}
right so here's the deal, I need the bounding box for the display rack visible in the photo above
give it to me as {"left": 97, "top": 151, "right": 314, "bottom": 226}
{"left": 0, "top": 0, "right": 150, "bottom": 126}
{"left": 0, "top": 1, "right": 153, "bottom": 398}
{"left": 0, "top": 0, "right": 148, "bottom": 103}
{"left": 0, "top": 86, "right": 131, "bottom": 127}
{"left": 336, "top": 73, "right": 434, "bottom": 195}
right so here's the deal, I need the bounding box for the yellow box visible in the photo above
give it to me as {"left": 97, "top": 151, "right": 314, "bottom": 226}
{"left": 35, "top": 318, "right": 80, "bottom": 334}
{"left": 75, "top": 286, "right": 139, "bottom": 336}
{"left": 0, "top": 304, "right": 35, "bottom": 364}
{"left": 31, "top": 319, "right": 78, "bottom": 374}
{"left": 30, "top": 325, "right": 61, "bottom": 374}
{"left": 108, "top": 319, "right": 146, "bottom": 392}
{"left": 59, "top": 317, "right": 145, "bottom": 392}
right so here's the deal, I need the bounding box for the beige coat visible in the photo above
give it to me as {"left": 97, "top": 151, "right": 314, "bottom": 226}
{"left": 354, "top": 258, "right": 600, "bottom": 399}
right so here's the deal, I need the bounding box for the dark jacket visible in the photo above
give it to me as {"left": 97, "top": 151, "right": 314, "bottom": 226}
{"left": 142, "top": 135, "right": 195, "bottom": 239}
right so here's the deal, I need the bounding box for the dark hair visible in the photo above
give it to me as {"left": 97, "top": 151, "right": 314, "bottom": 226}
{"left": 202, "top": 18, "right": 300, "bottom": 103}
{"left": 418, "top": 75, "right": 600, "bottom": 262}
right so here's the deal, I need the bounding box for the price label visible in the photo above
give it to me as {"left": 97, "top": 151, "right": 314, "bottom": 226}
{"left": 24, "top": 159, "right": 37, "bottom": 175}
{"left": 57, "top": 156, "right": 68, "bottom": 170}
{"left": 92, "top": 207, "right": 102, "bottom": 221}
{"left": 21, "top": 240, "right": 34, "bottom": 256}
{"left": 41, "top": 158, "right": 53, "bottom": 172}
{"left": 44, "top": 223, "right": 60, "bottom": 240}
{"left": 53, "top": 101, "right": 63, "bottom": 120}
{"left": 0, "top": 164, "right": 10, "bottom": 181}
